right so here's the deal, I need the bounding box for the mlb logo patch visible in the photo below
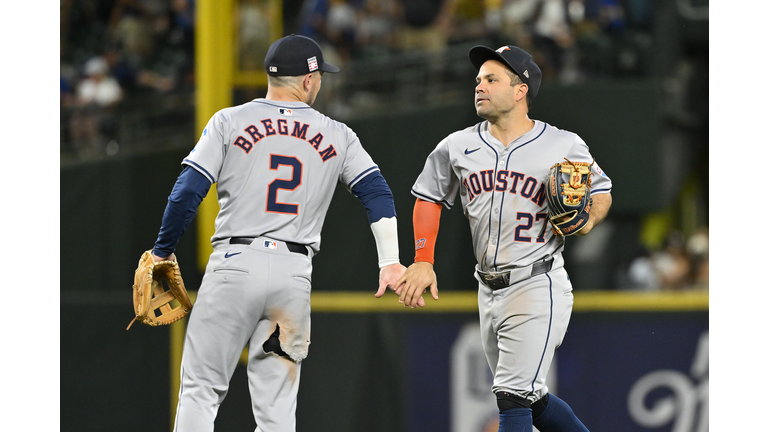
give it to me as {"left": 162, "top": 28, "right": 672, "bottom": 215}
{"left": 279, "top": 108, "right": 293, "bottom": 116}
{"left": 307, "top": 56, "right": 319, "bottom": 72}
{"left": 269, "top": 66, "right": 277, "bottom": 73}
{"left": 264, "top": 241, "right": 277, "bottom": 250}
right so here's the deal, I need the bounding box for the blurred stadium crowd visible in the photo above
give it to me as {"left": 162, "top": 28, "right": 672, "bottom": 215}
{"left": 61, "top": 0, "right": 655, "bottom": 159}
{"left": 61, "top": 0, "right": 195, "bottom": 159}
{"left": 60, "top": 0, "right": 708, "bottom": 292}
{"left": 296, "top": 0, "right": 645, "bottom": 79}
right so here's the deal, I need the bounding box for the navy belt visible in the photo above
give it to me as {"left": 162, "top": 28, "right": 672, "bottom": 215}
{"left": 229, "top": 237, "right": 309, "bottom": 256}
{"left": 477, "top": 256, "right": 554, "bottom": 290}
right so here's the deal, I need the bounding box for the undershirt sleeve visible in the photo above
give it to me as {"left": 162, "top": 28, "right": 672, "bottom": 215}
{"left": 350, "top": 171, "right": 397, "bottom": 224}
{"left": 153, "top": 165, "right": 213, "bottom": 257}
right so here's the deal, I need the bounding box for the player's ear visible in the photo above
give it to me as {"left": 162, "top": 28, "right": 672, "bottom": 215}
{"left": 302, "top": 73, "right": 313, "bottom": 92}
{"left": 517, "top": 83, "right": 529, "bottom": 102}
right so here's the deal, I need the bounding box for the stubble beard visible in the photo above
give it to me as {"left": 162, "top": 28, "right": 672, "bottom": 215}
{"left": 306, "top": 91, "right": 317, "bottom": 106}
{"left": 476, "top": 102, "right": 511, "bottom": 124}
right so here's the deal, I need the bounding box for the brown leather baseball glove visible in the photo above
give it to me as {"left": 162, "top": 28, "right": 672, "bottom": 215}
{"left": 126, "top": 250, "right": 193, "bottom": 330}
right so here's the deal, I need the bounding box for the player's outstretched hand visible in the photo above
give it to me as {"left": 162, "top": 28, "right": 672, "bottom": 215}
{"left": 376, "top": 263, "right": 426, "bottom": 307}
{"left": 394, "top": 262, "right": 438, "bottom": 308}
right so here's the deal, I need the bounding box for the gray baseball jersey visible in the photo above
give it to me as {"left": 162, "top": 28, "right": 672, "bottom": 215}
{"left": 185, "top": 99, "right": 379, "bottom": 254}
{"left": 174, "top": 98, "right": 381, "bottom": 432}
{"left": 412, "top": 119, "right": 612, "bottom": 270}
{"left": 412, "top": 119, "right": 612, "bottom": 402}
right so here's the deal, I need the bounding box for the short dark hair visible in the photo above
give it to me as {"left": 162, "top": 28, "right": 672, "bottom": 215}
{"left": 267, "top": 74, "right": 311, "bottom": 89}
{"left": 504, "top": 68, "right": 533, "bottom": 109}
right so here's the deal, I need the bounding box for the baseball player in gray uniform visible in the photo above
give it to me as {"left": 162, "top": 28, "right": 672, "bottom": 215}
{"left": 395, "top": 45, "right": 613, "bottom": 431}
{"left": 149, "top": 35, "right": 414, "bottom": 432}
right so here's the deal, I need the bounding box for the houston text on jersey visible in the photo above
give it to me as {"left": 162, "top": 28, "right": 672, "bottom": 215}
{"left": 463, "top": 169, "right": 546, "bottom": 207}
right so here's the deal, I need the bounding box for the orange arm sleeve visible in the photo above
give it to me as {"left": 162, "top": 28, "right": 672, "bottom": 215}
{"left": 413, "top": 198, "right": 442, "bottom": 264}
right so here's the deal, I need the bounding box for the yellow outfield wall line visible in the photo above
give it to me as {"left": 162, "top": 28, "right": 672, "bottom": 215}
{"left": 308, "top": 290, "right": 709, "bottom": 313}
{"left": 570, "top": 290, "right": 709, "bottom": 311}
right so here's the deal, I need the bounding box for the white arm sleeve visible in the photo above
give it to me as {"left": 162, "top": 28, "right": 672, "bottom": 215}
{"left": 370, "top": 216, "right": 399, "bottom": 268}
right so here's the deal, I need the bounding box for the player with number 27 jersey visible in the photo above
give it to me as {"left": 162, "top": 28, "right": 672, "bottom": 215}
{"left": 412, "top": 119, "right": 612, "bottom": 270}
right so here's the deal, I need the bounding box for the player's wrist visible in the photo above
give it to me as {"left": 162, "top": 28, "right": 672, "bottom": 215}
{"left": 379, "top": 258, "right": 400, "bottom": 268}
{"left": 371, "top": 217, "right": 399, "bottom": 268}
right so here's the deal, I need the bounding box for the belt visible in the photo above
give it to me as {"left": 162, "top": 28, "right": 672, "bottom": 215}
{"left": 477, "top": 256, "right": 555, "bottom": 290}
{"left": 229, "top": 237, "right": 309, "bottom": 256}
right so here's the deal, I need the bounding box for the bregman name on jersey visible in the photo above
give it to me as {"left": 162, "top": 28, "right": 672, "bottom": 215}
{"left": 232, "top": 118, "right": 337, "bottom": 162}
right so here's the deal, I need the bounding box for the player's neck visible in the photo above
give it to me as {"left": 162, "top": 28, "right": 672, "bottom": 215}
{"left": 266, "top": 87, "right": 309, "bottom": 105}
{"left": 488, "top": 116, "right": 534, "bottom": 147}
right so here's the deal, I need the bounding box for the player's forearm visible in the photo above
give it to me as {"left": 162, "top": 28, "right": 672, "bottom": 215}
{"left": 351, "top": 171, "right": 396, "bottom": 224}
{"left": 351, "top": 171, "right": 400, "bottom": 267}
{"left": 578, "top": 192, "right": 612, "bottom": 236}
{"left": 154, "top": 166, "right": 212, "bottom": 256}
{"left": 413, "top": 198, "right": 442, "bottom": 264}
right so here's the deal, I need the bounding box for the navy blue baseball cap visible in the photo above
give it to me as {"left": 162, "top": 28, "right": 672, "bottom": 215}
{"left": 264, "top": 34, "right": 340, "bottom": 76}
{"left": 469, "top": 45, "right": 542, "bottom": 98}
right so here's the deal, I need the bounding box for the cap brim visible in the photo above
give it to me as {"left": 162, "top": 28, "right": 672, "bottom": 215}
{"left": 320, "top": 63, "right": 340, "bottom": 73}
{"left": 469, "top": 45, "right": 508, "bottom": 72}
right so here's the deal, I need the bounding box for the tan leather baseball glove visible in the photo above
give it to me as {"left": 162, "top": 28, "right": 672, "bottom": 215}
{"left": 126, "top": 250, "right": 193, "bottom": 330}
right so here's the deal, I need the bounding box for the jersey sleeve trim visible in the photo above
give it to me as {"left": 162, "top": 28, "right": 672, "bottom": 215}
{"left": 183, "top": 159, "right": 216, "bottom": 184}
{"left": 348, "top": 165, "right": 380, "bottom": 189}
{"left": 411, "top": 189, "right": 453, "bottom": 210}
{"left": 591, "top": 188, "right": 611, "bottom": 194}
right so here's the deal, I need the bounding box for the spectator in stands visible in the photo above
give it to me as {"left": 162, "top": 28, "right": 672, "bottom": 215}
{"left": 653, "top": 230, "right": 693, "bottom": 290}
{"left": 395, "top": 0, "right": 453, "bottom": 53}
{"left": 528, "top": 0, "right": 577, "bottom": 80}
{"left": 686, "top": 228, "right": 709, "bottom": 291}
{"left": 61, "top": 74, "right": 75, "bottom": 107}
{"left": 108, "top": 0, "right": 157, "bottom": 61}
{"left": 443, "top": 0, "right": 491, "bottom": 44}
{"left": 238, "top": 0, "right": 273, "bottom": 71}
{"left": 622, "top": 229, "right": 705, "bottom": 291}
{"left": 500, "top": 0, "right": 535, "bottom": 39}
{"left": 623, "top": 246, "right": 660, "bottom": 291}
{"left": 166, "top": 0, "right": 196, "bottom": 89}
{"left": 355, "top": 0, "right": 401, "bottom": 58}
{"left": 593, "top": 0, "right": 626, "bottom": 36}
{"left": 325, "top": 0, "right": 361, "bottom": 62}
{"left": 106, "top": 0, "right": 181, "bottom": 93}
{"left": 69, "top": 56, "right": 124, "bottom": 159}
{"left": 297, "top": 0, "right": 348, "bottom": 69}
{"left": 497, "top": 0, "right": 586, "bottom": 82}
{"left": 298, "top": 0, "right": 333, "bottom": 44}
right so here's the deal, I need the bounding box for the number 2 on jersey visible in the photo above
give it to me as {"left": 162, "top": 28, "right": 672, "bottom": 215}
{"left": 266, "top": 154, "right": 303, "bottom": 214}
